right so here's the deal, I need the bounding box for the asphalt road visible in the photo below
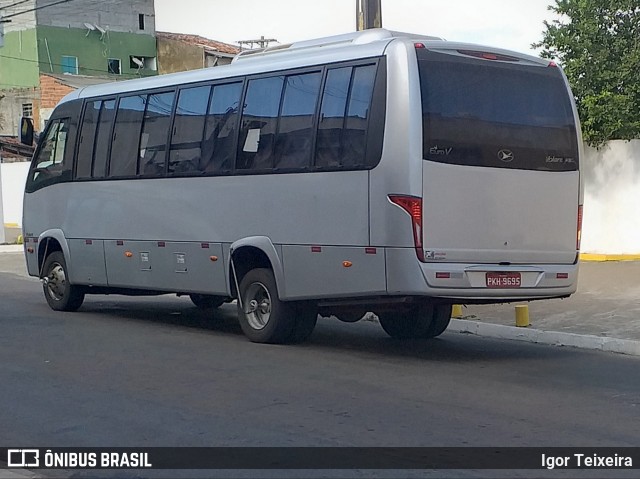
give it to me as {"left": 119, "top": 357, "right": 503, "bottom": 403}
{"left": 1, "top": 264, "right": 640, "bottom": 478}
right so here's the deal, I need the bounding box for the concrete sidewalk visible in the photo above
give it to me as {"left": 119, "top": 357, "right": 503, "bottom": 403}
{"left": 1, "top": 244, "right": 639, "bottom": 355}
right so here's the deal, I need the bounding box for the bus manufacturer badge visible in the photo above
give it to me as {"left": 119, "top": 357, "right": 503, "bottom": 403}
{"left": 498, "top": 149, "right": 514, "bottom": 162}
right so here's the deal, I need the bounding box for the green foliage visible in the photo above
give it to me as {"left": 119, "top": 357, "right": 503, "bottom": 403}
{"left": 534, "top": 0, "right": 640, "bottom": 146}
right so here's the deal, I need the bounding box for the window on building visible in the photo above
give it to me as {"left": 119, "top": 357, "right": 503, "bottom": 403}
{"left": 130, "top": 56, "right": 157, "bottom": 71}
{"left": 138, "top": 14, "right": 145, "bottom": 30}
{"left": 22, "top": 103, "right": 33, "bottom": 118}
{"left": 139, "top": 91, "right": 176, "bottom": 176}
{"left": 61, "top": 55, "right": 78, "bottom": 75}
{"left": 108, "top": 58, "right": 121, "bottom": 75}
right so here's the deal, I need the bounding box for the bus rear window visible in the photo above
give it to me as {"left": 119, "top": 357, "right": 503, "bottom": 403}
{"left": 418, "top": 50, "right": 579, "bottom": 171}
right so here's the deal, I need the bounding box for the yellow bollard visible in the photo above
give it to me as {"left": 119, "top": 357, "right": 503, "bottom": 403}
{"left": 515, "top": 305, "right": 530, "bottom": 327}
{"left": 451, "top": 304, "right": 463, "bottom": 318}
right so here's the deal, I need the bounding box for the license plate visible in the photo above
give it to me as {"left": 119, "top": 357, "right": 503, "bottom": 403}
{"left": 486, "top": 272, "right": 521, "bottom": 288}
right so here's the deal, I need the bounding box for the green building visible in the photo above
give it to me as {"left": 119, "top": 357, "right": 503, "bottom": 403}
{"left": 0, "top": 0, "right": 157, "bottom": 135}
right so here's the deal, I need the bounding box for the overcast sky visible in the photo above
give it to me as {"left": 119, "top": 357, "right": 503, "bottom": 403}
{"left": 154, "top": 0, "right": 560, "bottom": 55}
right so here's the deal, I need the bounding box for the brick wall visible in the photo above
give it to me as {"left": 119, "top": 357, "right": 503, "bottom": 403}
{"left": 39, "top": 74, "right": 75, "bottom": 109}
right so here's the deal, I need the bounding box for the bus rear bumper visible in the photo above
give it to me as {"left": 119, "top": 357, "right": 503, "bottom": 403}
{"left": 385, "top": 248, "right": 578, "bottom": 302}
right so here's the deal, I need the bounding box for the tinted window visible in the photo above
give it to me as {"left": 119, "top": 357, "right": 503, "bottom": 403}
{"left": 237, "top": 76, "right": 284, "bottom": 170}
{"left": 28, "top": 118, "right": 72, "bottom": 189}
{"left": 92, "top": 99, "right": 116, "bottom": 178}
{"left": 76, "top": 100, "right": 101, "bottom": 179}
{"left": 315, "top": 65, "right": 376, "bottom": 168}
{"left": 275, "top": 72, "right": 321, "bottom": 169}
{"left": 169, "top": 85, "right": 211, "bottom": 174}
{"left": 343, "top": 65, "right": 376, "bottom": 167}
{"left": 202, "top": 82, "right": 243, "bottom": 173}
{"left": 139, "top": 91, "right": 175, "bottom": 176}
{"left": 418, "top": 50, "right": 578, "bottom": 171}
{"left": 315, "top": 67, "right": 351, "bottom": 168}
{"left": 110, "top": 95, "right": 146, "bottom": 177}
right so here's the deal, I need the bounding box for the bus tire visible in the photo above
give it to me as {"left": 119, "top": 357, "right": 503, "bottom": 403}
{"left": 378, "top": 303, "right": 433, "bottom": 339}
{"left": 237, "top": 268, "right": 294, "bottom": 344}
{"left": 42, "top": 251, "right": 85, "bottom": 312}
{"left": 423, "top": 304, "right": 453, "bottom": 338}
{"left": 189, "top": 294, "right": 226, "bottom": 310}
{"left": 286, "top": 302, "right": 318, "bottom": 344}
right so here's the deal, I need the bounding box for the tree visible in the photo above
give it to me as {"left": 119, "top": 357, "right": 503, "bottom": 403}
{"left": 534, "top": 0, "right": 640, "bottom": 146}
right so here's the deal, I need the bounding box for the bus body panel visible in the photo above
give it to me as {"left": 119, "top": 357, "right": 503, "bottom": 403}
{"left": 368, "top": 40, "right": 423, "bottom": 249}
{"left": 104, "top": 240, "right": 227, "bottom": 294}
{"left": 67, "top": 239, "right": 107, "bottom": 286}
{"left": 421, "top": 161, "right": 580, "bottom": 264}
{"left": 385, "top": 248, "right": 578, "bottom": 299}
{"left": 281, "top": 245, "right": 387, "bottom": 300}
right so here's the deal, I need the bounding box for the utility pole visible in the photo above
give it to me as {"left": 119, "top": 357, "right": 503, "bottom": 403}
{"left": 237, "top": 35, "right": 278, "bottom": 51}
{"left": 356, "top": 0, "right": 382, "bottom": 31}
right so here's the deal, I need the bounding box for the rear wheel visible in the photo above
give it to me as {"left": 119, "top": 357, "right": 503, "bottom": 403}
{"left": 423, "top": 304, "right": 453, "bottom": 338}
{"left": 237, "top": 268, "right": 316, "bottom": 344}
{"left": 42, "top": 251, "right": 85, "bottom": 312}
{"left": 377, "top": 303, "right": 433, "bottom": 339}
{"left": 336, "top": 310, "right": 367, "bottom": 323}
{"left": 189, "top": 294, "right": 226, "bottom": 310}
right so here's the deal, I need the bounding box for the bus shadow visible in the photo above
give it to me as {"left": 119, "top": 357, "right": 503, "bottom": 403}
{"left": 78, "top": 297, "right": 573, "bottom": 363}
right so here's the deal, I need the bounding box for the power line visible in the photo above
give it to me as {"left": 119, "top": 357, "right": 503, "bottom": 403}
{"left": 0, "top": 0, "right": 32, "bottom": 11}
{"left": 2, "top": 0, "right": 76, "bottom": 20}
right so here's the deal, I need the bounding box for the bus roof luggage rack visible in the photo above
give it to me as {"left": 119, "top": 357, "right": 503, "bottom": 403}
{"left": 233, "top": 28, "right": 443, "bottom": 62}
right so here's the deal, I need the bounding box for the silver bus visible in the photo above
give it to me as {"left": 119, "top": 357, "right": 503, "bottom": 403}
{"left": 22, "top": 29, "right": 583, "bottom": 343}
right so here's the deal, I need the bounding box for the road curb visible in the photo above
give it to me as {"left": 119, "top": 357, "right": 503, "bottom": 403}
{"left": 0, "top": 245, "right": 23, "bottom": 254}
{"left": 449, "top": 319, "right": 640, "bottom": 356}
{"left": 580, "top": 253, "right": 640, "bottom": 262}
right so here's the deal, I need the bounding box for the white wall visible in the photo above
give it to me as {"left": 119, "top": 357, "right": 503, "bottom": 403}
{"left": 0, "top": 162, "right": 30, "bottom": 226}
{"left": 581, "top": 140, "right": 640, "bottom": 255}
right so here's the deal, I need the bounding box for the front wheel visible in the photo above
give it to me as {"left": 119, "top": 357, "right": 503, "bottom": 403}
{"left": 41, "top": 251, "right": 85, "bottom": 312}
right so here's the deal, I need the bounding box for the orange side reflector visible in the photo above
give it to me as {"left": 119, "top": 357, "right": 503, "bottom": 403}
{"left": 210, "top": 256, "right": 218, "bottom": 262}
{"left": 342, "top": 261, "right": 353, "bottom": 268}
{"left": 125, "top": 251, "right": 133, "bottom": 258}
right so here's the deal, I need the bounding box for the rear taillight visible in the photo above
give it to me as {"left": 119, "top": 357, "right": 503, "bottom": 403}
{"left": 577, "top": 205, "right": 583, "bottom": 250}
{"left": 388, "top": 195, "right": 425, "bottom": 262}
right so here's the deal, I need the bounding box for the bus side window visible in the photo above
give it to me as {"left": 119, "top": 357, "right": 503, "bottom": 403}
{"left": 237, "top": 76, "right": 284, "bottom": 171}
{"left": 92, "top": 99, "right": 116, "bottom": 178}
{"left": 139, "top": 91, "right": 176, "bottom": 176}
{"left": 315, "top": 64, "right": 376, "bottom": 169}
{"left": 201, "top": 82, "right": 243, "bottom": 173}
{"left": 110, "top": 95, "right": 146, "bottom": 177}
{"left": 315, "top": 67, "right": 352, "bottom": 168}
{"left": 343, "top": 64, "right": 376, "bottom": 167}
{"left": 76, "top": 100, "right": 101, "bottom": 179}
{"left": 274, "top": 71, "right": 322, "bottom": 170}
{"left": 169, "top": 85, "right": 211, "bottom": 175}
{"left": 28, "top": 118, "right": 72, "bottom": 189}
